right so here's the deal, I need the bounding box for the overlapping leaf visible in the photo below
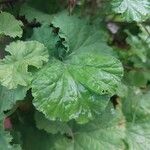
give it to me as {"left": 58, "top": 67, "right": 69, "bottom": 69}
{"left": 112, "top": 0, "right": 150, "bottom": 22}
{"left": 0, "top": 12, "right": 23, "bottom": 38}
{"left": 0, "top": 85, "right": 27, "bottom": 113}
{"left": 53, "top": 104, "right": 125, "bottom": 150}
{"left": 0, "top": 41, "right": 49, "bottom": 89}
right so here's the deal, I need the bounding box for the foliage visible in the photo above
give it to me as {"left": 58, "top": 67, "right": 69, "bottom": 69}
{"left": 0, "top": 0, "right": 150, "bottom": 149}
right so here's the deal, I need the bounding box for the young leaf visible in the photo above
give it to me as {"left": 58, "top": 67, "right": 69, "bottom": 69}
{"left": 112, "top": 0, "right": 150, "bottom": 22}
{"left": 0, "top": 41, "right": 49, "bottom": 89}
{"left": 0, "top": 12, "right": 23, "bottom": 38}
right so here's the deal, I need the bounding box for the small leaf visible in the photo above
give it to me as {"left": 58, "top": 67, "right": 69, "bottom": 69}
{"left": 0, "top": 85, "right": 27, "bottom": 113}
{"left": 0, "top": 12, "right": 23, "bottom": 38}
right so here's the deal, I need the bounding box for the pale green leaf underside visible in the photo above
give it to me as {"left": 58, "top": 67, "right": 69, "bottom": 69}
{"left": 0, "top": 41, "right": 49, "bottom": 89}
{"left": 0, "top": 12, "right": 23, "bottom": 38}
{"left": 112, "top": 0, "right": 150, "bottom": 21}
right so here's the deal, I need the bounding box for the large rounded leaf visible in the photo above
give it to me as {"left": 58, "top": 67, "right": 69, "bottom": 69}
{"left": 32, "top": 49, "right": 123, "bottom": 123}
{"left": 32, "top": 13, "right": 123, "bottom": 123}
{"left": 53, "top": 104, "right": 125, "bottom": 150}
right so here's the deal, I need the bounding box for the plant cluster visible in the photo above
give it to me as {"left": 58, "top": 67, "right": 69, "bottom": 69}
{"left": 0, "top": 0, "right": 150, "bottom": 149}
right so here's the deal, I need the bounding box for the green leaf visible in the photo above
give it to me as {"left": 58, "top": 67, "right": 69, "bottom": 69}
{"left": 20, "top": 4, "right": 52, "bottom": 24}
{"left": 126, "top": 32, "right": 147, "bottom": 63}
{"left": 66, "top": 49, "right": 123, "bottom": 95}
{"left": 0, "top": 114, "right": 21, "bottom": 150}
{"left": 138, "top": 25, "right": 150, "bottom": 48}
{"left": 53, "top": 104, "right": 125, "bottom": 150}
{"left": 32, "top": 13, "right": 123, "bottom": 123}
{"left": 32, "top": 59, "right": 110, "bottom": 123}
{"left": 123, "top": 89, "right": 150, "bottom": 149}
{"left": 123, "top": 88, "right": 150, "bottom": 121}
{"left": 32, "top": 52, "right": 122, "bottom": 123}
{"left": 14, "top": 123, "right": 55, "bottom": 150}
{"left": 125, "top": 120, "right": 150, "bottom": 150}
{"left": 0, "top": 131, "right": 21, "bottom": 150}
{"left": 0, "top": 41, "right": 49, "bottom": 89}
{"left": 125, "top": 70, "right": 148, "bottom": 87}
{"left": 112, "top": 0, "right": 150, "bottom": 22}
{"left": 0, "top": 12, "right": 23, "bottom": 38}
{"left": 35, "top": 111, "right": 71, "bottom": 134}
{"left": 0, "top": 85, "right": 27, "bottom": 113}
{"left": 31, "top": 24, "right": 59, "bottom": 55}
